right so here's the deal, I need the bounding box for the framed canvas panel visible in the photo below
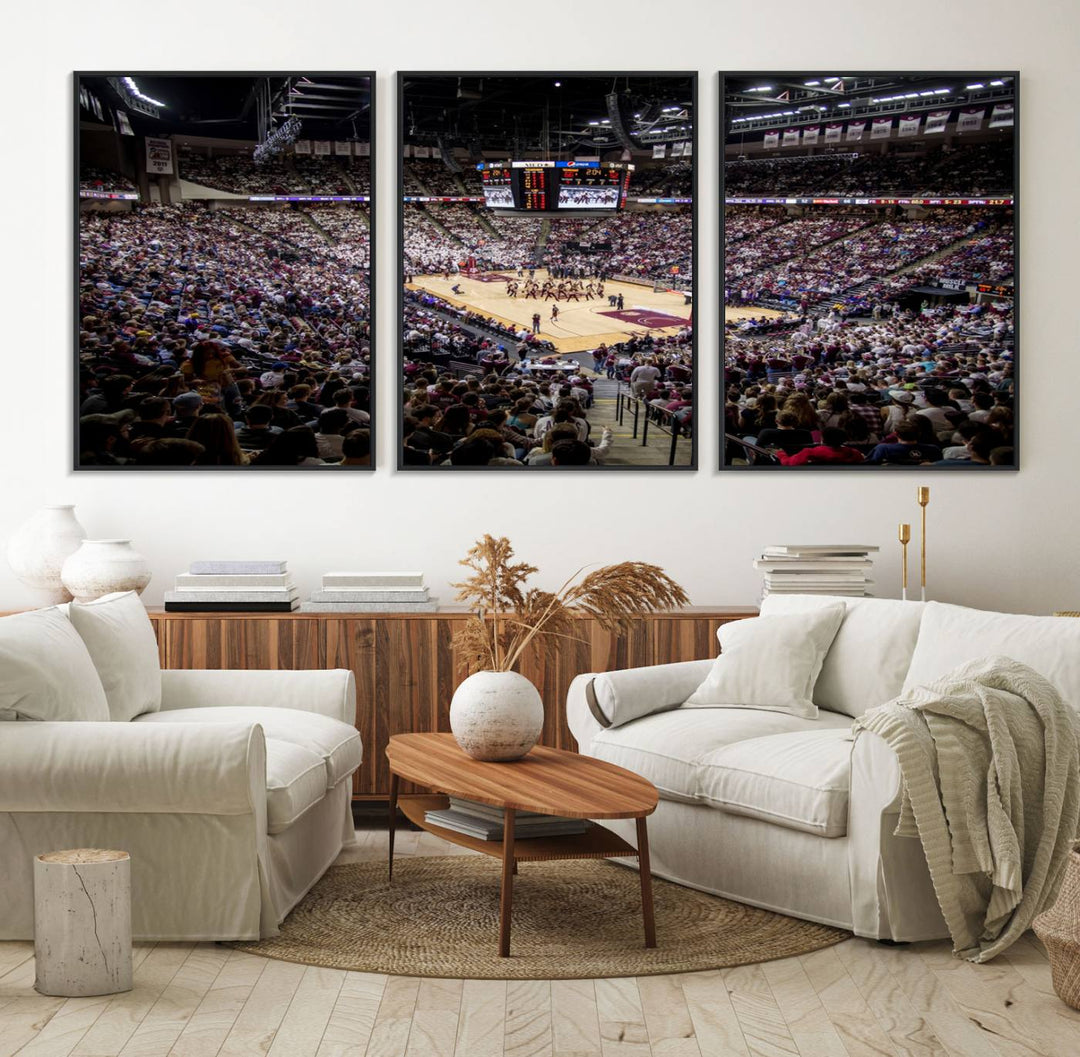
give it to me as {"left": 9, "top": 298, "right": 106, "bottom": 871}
{"left": 721, "top": 72, "right": 1018, "bottom": 470}
{"left": 398, "top": 71, "right": 697, "bottom": 470}
{"left": 75, "top": 72, "right": 375, "bottom": 470}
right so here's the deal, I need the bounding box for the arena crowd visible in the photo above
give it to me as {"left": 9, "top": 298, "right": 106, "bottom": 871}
{"left": 78, "top": 201, "right": 371, "bottom": 467}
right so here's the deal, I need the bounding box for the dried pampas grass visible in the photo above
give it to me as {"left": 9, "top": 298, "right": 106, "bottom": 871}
{"left": 453, "top": 535, "right": 688, "bottom": 673}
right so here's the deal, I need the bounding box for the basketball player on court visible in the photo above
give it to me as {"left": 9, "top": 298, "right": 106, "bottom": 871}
{"left": 550, "top": 304, "right": 559, "bottom": 324}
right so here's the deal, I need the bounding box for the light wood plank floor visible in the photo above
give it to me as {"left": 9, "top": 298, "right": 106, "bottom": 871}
{"left": 3, "top": 826, "right": 1078, "bottom": 1057}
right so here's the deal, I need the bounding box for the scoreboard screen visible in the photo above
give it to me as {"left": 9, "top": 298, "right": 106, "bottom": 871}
{"left": 519, "top": 167, "right": 549, "bottom": 211}
{"left": 476, "top": 160, "right": 633, "bottom": 212}
{"left": 556, "top": 166, "right": 622, "bottom": 209}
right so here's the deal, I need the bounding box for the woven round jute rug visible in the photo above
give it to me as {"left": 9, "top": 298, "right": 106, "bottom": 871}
{"left": 232, "top": 856, "right": 848, "bottom": 979}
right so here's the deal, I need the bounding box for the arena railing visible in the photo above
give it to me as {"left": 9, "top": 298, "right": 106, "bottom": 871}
{"left": 723, "top": 434, "right": 781, "bottom": 466}
{"left": 615, "top": 390, "right": 689, "bottom": 467}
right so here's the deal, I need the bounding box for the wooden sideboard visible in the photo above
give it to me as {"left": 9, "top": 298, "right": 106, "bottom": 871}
{"left": 149, "top": 608, "right": 757, "bottom": 798}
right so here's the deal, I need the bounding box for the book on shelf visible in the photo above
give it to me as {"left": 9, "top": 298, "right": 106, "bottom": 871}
{"left": 298, "top": 600, "right": 438, "bottom": 613}
{"left": 309, "top": 588, "right": 430, "bottom": 604}
{"left": 321, "top": 571, "right": 424, "bottom": 589}
{"left": 165, "top": 589, "right": 299, "bottom": 604}
{"left": 163, "top": 600, "right": 300, "bottom": 613}
{"left": 190, "top": 560, "right": 288, "bottom": 575}
{"left": 761, "top": 545, "right": 879, "bottom": 556}
{"left": 176, "top": 573, "right": 294, "bottom": 589}
{"left": 423, "top": 807, "right": 588, "bottom": 841}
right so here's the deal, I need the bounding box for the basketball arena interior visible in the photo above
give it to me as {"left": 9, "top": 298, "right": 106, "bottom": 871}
{"left": 399, "top": 74, "right": 695, "bottom": 469}
{"left": 78, "top": 74, "right": 373, "bottom": 468}
{"left": 723, "top": 73, "right": 1016, "bottom": 468}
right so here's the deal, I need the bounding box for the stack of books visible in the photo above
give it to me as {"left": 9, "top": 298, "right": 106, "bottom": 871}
{"left": 164, "top": 560, "right": 298, "bottom": 612}
{"left": 753, "top": 545, "right": 878, "bottom": 598}
{"left": 424, "top": 797, "right": 589, "bottom": 841}
{"left": 299, "top": 571, "right": 437, "bottom": 613}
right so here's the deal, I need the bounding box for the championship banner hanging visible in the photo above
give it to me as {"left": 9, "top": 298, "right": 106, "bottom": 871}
{"left": 898, "top": 115, "right": 920, "bottom": 138}
{"left": 402, "top": 144, "right": 412, "bottom": 157}
{"left": 763, "top": 131, "right": 780, "bottom": 149}
{"left": 924, "top": 110, "right": 950, "bottom": 135}
{"left": 782, "top": 128, "right": 799, "bottom": 147}
{"left": 334, "top": 141, "right": 352, "bottom": 156}
{"left": 871, "top": 117, "right": 892, "bottom": 140}
{"left": 670, "top": 141, "right": 684, "bottom": 157}
{"left": 957, "top": 108, "right": 985, "bottom": 132}
{"left": 683, "top": 141, "right": 692, "bottom": 156}
{"left": 989, "top": 103, "right": 1015, "bottom": 128}
{"left": 413, "top": 145, "right": 431, "bottom": 158}
{"left": 652, "top": 144, "right": 667, "bottom": 159}
{"left": 115, "top": 110, "right": 134, "bottom": 136}
{"left": 846, "top": 121, "right": 865, "bottom": 142}
{"left": 824, "top": 123, "right": 843, "bottom": 143}
{"left": 802, "top": 127, "right": 820, "bottom": 145}
{"left": 293, "top": 139, "right": 311, "bottom": 154}
{"left": 314, "top": 140, "right": 331, "bottom": 156}
{"left": 354, "top": 142, "right": 370, "bottom": 156}
{"left": 144, "top": 136, "right": 173, "bottom": 175}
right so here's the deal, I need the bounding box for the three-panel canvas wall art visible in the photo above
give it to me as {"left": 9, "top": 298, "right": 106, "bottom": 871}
{"left": 75, "top": 71, "right": 1017, "bottom": 471}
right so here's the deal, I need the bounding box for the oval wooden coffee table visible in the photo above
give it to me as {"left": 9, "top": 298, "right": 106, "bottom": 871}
{"left": 386, "top": 732, "right": 659, "bottom": 958}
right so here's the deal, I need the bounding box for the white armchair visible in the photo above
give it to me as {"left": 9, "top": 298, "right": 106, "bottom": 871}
{"left": 0, "top": 598, "right": 361, "bottom": 942}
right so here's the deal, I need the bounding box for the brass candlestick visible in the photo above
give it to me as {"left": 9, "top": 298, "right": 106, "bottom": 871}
{"left": 898, "top": 523, "right": 911, "bottom": 601}
{"left": 917, "top": 486, "right": 930, "bottom": 602}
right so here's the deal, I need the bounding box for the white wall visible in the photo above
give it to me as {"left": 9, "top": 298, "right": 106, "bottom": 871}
{"left": 3, "top": 1, "right": 1076, "bottom": 615}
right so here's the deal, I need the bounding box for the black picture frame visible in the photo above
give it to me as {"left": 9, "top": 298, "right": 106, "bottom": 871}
{"left": 74, "top": 70, "right": 377, "bottom": 471}
{"left": 396, "top": 70, "right": 698, "bottom": 472}
{"left": 719, "top": 70, "right": 1019, "bottom": 472}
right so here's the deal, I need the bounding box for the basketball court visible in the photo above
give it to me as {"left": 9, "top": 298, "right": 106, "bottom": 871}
{"left": 406, "top": 268, "right": 691, "bottom": 354}
{"left": 724, "top": 304, "right": 786, "bottom": 325}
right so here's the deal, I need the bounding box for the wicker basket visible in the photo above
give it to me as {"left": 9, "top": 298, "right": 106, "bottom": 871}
{"left": 1034, "top": 849, "right": 1080, "bottom": 1009}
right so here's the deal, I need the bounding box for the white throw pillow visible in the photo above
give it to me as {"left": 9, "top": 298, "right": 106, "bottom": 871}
{"left": 684, "top": 605, "right": 845, "bottom": 719}
{"left": 68, "top": 592, "right": 162, "bottom": 722}
{"left": 0, "top": 607, "right": 110, "bottom": 721}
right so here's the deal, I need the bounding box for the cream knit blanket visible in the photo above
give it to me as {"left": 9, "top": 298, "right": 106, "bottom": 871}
{"left": 855, "top": 656, "right": 1080, "bottom": 962}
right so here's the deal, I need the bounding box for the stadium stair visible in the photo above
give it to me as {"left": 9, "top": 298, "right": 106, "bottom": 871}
{"left": 421, "top": 207, "right": 463, "bottom": 246}
{"left": 301, "top": 211, "right": 336, "bottom": 245}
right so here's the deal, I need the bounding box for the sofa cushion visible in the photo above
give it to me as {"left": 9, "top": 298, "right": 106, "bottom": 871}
{"left": 136, "top": 705, "right": 362, "bottom": 788}
{"left": 902, "top": 602, "right": 1080, "bottom": 712}
{"left": 589, "top": 706, "right": 852, "bottom": 804}
{"left": 761, "top": 594, "right": 925, "bottom": 717}
{"left": 588, "top": 659, "right": 715, "bottom": 729}
{"left": 684, "top": 606, "right": 845, "bottom": 718}
{"left": 68, "top": 592, "right": 162, "bottom": 721}
{"left": 698, "top": 729, "right": 854, "bottom": 837}
{"left": 0, "top": 608, "right": 110, "bottom": 722}
{"left": 265, "top": 739, "right": 328, "bottom": 834}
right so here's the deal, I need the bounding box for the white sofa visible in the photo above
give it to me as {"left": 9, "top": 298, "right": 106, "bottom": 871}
{"left": 0, "top": 594, "right": 361, "bottom": 942}
{"left": 567, "top": 596, "right": 1080, "bottom": 941}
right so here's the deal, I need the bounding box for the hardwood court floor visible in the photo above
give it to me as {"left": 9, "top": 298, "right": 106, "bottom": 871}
{"left": 407, "top": 270, "right": 690, "bottom": 354}
{"left": 2, "top": 826, "right": 1077, "bottom": 1057}
{"left": 724, "top": 305, "right": 786, "bottom": 325}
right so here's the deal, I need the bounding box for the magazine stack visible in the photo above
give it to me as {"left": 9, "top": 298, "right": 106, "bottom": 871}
{"left": 424, "top": 797, "right": 588, "bottom": 841}
{"left": 164, "top": 560, "right": 298, "bottom": 612}
{"left": 753, "top": 545, "right": 878, "bottom": 599}
{"left": 300, "top": 571, "right": 437, "bottom": 613}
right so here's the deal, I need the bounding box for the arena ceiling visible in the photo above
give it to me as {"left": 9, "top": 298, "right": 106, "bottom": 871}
{"left": 724, "top": 73, "right": 1015, "bottom": 138}
{"left": 79, "top": 74, "right": 372, "bottom": 142}
{"left": 401, "top": 74, "right": 693, "bottom": 155}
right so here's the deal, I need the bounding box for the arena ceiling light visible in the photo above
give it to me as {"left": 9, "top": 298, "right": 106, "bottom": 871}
{"left": 804, "top": 80, "right": 820, "bottom": 87}
{"left": 967, "top": 82, "right": 986, "bottom": 89}
{"left": 121, "top": 77, "right": 166, "bottom": 108}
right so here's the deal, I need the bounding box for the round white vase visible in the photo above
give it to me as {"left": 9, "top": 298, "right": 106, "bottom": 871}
{"left": 449, "top": 670, "right": 544, "bottom": 762}
{"left": 6, "top": 505, "right": 87, "bottom": 605}
{"left": 61, "top": 540, "right": 152, "bottom": 603}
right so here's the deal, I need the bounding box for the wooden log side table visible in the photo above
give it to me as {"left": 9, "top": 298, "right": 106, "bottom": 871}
{"left": 33, "top": 849, "right": 132, "bottom": 997}
{"left": 386, "top": 733, "right": 659, "bottom": 958}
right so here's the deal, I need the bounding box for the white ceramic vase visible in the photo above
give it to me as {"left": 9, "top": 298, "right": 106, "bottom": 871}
{"left": 6, "top": 505, "right": 87, "bottom": 605}
{"left": 61, "top": 540, "right": 152, "bottom": 603}
{"left": 449, "top": 670, "right": 544, "bottom": 762}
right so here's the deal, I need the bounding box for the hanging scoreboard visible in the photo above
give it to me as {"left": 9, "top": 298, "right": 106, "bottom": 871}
{"left": 476, "top": 160, "right": 633, "bottom": 212}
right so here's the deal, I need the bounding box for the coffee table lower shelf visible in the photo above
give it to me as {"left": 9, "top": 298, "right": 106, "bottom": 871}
{"left": 398, "top": 795, "right": 638, "bottom": 861}
{"left": 391, "top": 793, "right": 656, "bottom": 957}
